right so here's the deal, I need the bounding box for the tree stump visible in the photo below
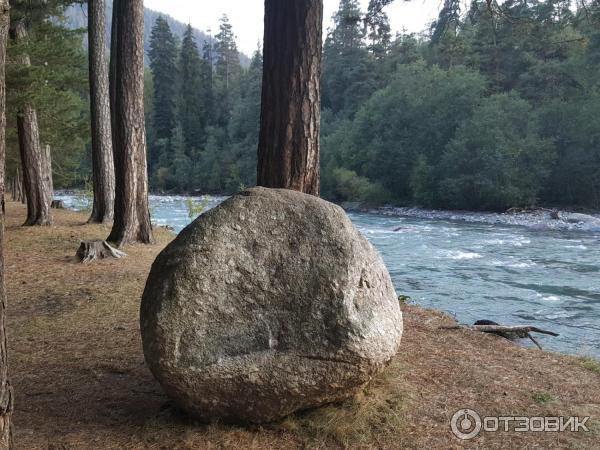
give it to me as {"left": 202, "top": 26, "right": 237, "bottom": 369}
{"left": 76, "top": 240, "right": 126, "bottom": 263}
{"left": 51, "top": 200, "right": 65, "bottom": 209}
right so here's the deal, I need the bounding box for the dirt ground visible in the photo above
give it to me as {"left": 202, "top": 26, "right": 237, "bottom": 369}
{"left": 6, "top": 201, "right": 599, "bottom": 449}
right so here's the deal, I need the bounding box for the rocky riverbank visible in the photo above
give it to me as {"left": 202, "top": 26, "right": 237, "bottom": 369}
{"left": 377, "top": 206, "right": 600, "bottom": 232}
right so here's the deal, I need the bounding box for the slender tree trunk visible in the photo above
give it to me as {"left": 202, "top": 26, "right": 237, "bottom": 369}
{"left": 109, "top": 0, "right": 118, "bottom": 145}
{"left": 88, "top": 0, "right": 115, "bottom": 224}
{"left": 42, "top": 144, "right": 53, "bottom": 200}
{"left": 256, "top": 0, "right": 323, "bottom": 196}
{"left": 0, "top": 0, "right": 13, "bottom": 446}
{"left": 107, "top": 0, "right": 153, "bottom": 247}
{"left": 13, "top": 20, "right": 51, "bottom": 226}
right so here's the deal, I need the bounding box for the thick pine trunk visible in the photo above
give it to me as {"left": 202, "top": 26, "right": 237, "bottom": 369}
{"left": 257, "top": 0, "right": 323, "bottom": 196}
{"left": 14, "top": 21, "right": 51, "bottom": 226}
{"left": 0, "top": 1, "right": 13, "bottom": 447}
{"left": 17, "top": 104, "right": 51, "bottom": 226}
{"left": 107, "top": 0, "right": 153, "bottom": 247}
{"left": 88, "top": 0, "right": 115, "bottom": 224}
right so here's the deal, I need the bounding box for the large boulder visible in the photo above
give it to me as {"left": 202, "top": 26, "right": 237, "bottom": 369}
{"left": 140, "top": 187, "right": 403, "bottom": 423}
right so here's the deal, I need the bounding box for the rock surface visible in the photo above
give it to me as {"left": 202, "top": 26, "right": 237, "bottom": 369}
{"left": 140, "top": 187, "right": 403, "bottom": 423}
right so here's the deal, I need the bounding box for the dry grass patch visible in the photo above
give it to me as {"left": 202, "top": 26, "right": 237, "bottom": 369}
{"left": 580, "top": 357, "right": 600, "bottom": 375}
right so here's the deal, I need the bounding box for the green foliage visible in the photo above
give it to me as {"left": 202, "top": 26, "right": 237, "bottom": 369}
{"left": 324, "top": 62, "right": 486, "bottom": 202}
{"left": 6, "top": 7, "right": 89, "bottom": 188}
{"left": 330, "top": 168, "right": 390, "bottom": 207}
{"left": 397, "top": 295, "right": 411, "bottom": 305}
{"left": 185, "top": 196, "right": 209, "bottom": 220}
{"left": 320, "top": 0, "right": 600, "bottom": 210}
{"left": 144, "top": 15, "right": 258, "bottom": 195}
{"left": 438, "top": 93, "right": 555, "bottom": 211}
{"left": 149, "top": 16, "right": 179, "bottom": 141}
{"left": 179, "top": 25, "right": 210, "bottom": 153}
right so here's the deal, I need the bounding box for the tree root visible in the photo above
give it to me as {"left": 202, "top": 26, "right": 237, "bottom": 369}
{"left": 76, "top": 240, "right": 127, "bottom": 263}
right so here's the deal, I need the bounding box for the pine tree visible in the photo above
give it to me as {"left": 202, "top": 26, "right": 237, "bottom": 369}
{"left": 88, "top": 0, "right": 115, "bottom": 223}
{"left": 227, "top": 49, "right": 262, "bottom": 190}
{"left": 366, "top": 0, "right": 391, "bottom": 56}
{"left": 108, "top": 0, "right": 154, "bottom": 246}
{"left": 322, "top": 0, "right": 375, "bottom": 116}
{"left": 214, "top": 15, "right": 241, "bottom": 90}
{"left": 213, "top": 15, "right": 241, "bottom": 128}
{"left": 148, "top": 16, "right": 178, "bottom": 142}
{"left": 179, "top": 24, "right": 207, "bottom": 153}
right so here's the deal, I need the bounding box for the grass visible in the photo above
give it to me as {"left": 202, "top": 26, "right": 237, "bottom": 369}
{"left": 532, "top": 392, "right": 555, "bottom": 405}
{"left": 580, "top": 357, "right": 600, "bottom": 375}
{"left": 282, "top": 359, "right": 411, "bottom": 448}
{"left": 6, "top": 200, "right": 600, "bottom": 449}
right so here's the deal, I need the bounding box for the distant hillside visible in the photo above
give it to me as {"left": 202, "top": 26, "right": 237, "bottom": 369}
{"left": 64, "top": 2, "right": 250, "bottom": 66}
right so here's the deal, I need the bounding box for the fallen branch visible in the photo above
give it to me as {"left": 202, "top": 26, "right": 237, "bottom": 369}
{"left": 76, "top": 240, "right": 127, "bottom": 263}
{"left": 440, "top": 321, "right": 559, "bottom": 350}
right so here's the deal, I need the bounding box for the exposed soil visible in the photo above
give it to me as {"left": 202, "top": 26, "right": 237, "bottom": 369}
{"left": 6, "top": 201, "right": 599, "bottom": 449}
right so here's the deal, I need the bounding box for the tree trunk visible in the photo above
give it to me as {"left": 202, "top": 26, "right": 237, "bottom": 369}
{"left": 0, "top": 0, "right": 14, "bottom": 446}
{"left": 13, "top": 21, "right": 51, "bottom": 226}
{"left": 107, "top": 0, "right": 153, "bottom": 247}
{"left": 256, "top": 0, "right": 323, "bottom": 196}
{"left": 88, "top": 0, "right": 115, "bottom": 224}
{"left": 42, "top": 144, "right": 53, "bottom": 201}
{"left": 109, "top": 0, "right": 117, "bottom": 147}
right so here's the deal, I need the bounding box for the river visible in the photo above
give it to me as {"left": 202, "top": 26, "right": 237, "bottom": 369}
{"left": 56, "top": 193, "right": 600, "bottom": 358}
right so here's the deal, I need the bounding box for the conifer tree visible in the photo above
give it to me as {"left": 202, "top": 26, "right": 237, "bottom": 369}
{"left": 179, "top": 24, "right": 207, "bottom": 152}
{"left": 213, "top": 15, "right": 241, "bottom": 128}
{"left": 366, "top": 0, "right": 392, "bottom": 56}
{"left": 214, "top": 15, "right": 241, "bottom": 90}
{"left": 322, "top": 0, "right": 374, "bottom": 116}
{"left": 108, "top": 0, "right": 154, "bottom": 246}
{"left": 88, "top": 0, "right": 115, "bottom": 223}
{"left": 148, "top": 16, "right": 178, "bottom": 142}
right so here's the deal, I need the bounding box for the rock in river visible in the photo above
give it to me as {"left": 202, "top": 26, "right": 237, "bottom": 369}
{"left": 140, "top": 187, "right": 403, "bottom": 423}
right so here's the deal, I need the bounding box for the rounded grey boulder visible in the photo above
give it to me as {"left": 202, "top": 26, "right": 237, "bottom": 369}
{"left": 140, "top": 187, "right": 403, "bottom": 423}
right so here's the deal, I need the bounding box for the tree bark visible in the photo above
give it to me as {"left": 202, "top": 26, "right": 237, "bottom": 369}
{"left": 109, "top": 0, "right": 117, "bottom": 147}
{"left": 107, "top": 0, "right": 153, "bottom": 247}
{"left": 88, "top": 0, "right": 115, "bottom": 224}
{"left": 13, "top": 20, "right": 51, "bottom": 226}
{"left": 257, "top": 0, "right": 323, "bottom": 196}
{"left": 0, "top": 0, "right": 13, "bottom": 446}
{"left": 42, "top": 144, "right": 53, "bottom": 199}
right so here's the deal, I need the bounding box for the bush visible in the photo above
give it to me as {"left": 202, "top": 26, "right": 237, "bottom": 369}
{"left": 330, "top": 168, "right": 391, "bottom": 207}
{"left": 436, "top": 93, "right": 555, "bottom": 211}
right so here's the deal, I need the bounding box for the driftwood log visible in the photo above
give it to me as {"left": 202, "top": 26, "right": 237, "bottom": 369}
{"left": 76, "top": 240, "right": 126, "bottom": 263}
{"left": 440, "top": 320, "right": 559, "bottom": 350}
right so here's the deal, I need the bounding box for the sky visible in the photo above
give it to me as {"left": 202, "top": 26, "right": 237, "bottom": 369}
{"left": 144, "top": 0, "right": 443, "bottom": 55}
